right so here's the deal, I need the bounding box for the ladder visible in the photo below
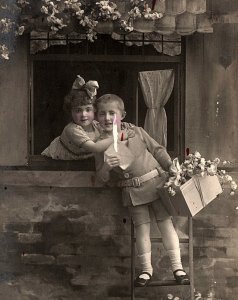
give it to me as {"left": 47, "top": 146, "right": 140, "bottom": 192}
{"left": 130, "top": 217, "right": 194, "bottom": 300}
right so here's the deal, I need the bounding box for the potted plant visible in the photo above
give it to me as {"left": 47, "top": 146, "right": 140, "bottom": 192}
{"left": 128, "top": 0, "right": 163, "bottom": 33}
{"left": 91, "top": 0, "right": 121, "bottom": 34}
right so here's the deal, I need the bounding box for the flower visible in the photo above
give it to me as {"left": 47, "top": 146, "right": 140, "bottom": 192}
{"left": 0, "top": 44, "right": 9, "bottom": 60}
{"left": 17, "top": 0, "right": 29, "bottom": 5}
{"left": 0, "top": 18, "right": 15, "bottom": 34}
{"left": 119, "top": 19, "right": 133, "bottom": 32}
{"left": 64, "top": 0, "right": 84, "bottom": 19}
{"left": 92, "top": 1, "right": 121, "bottom": 21}
{"left": 164, "top": 151, "right": 237, "bottom": 197}
{"left": 128, "top": 0, "right": 163, "bottom": 21}
{"left": 16, "top": 25, "right": 25, "bottom": 36}
{"left": 231, "top": 181, "right": 237, "bottom": 190}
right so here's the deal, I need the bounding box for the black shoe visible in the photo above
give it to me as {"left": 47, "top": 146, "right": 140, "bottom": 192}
{"left": 173, "top": 269, "right": 190, "bottom": 285}
{"left": 134, "top": 271, "right": 152, "bottom": 287}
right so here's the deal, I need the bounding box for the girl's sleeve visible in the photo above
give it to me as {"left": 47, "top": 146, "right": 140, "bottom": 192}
{"left": 64, "top": 125, "right": 91, "bottom": 147}
{"left": 136, "top": 127, "right": 172, "bottom": 171}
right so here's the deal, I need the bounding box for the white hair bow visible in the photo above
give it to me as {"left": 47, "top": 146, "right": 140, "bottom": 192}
{"left": 72, "top": 75, "right": 99, "bottom": 98}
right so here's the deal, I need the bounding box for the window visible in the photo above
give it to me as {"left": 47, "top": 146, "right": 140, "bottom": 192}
{"left": 30, "top": 34, "right": 185, "bottom": 169}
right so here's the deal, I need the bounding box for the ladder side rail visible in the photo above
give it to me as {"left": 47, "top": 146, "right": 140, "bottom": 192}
{"left": 189, "top": 216, "right": 195, "bottom": 300}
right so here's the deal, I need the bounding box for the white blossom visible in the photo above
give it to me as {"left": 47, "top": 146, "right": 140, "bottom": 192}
{"left": 0, "top": 44, "right": 9, "bottom": 60}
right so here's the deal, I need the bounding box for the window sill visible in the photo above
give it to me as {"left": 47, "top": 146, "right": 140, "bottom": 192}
{"left": 0, "top": 169, "right": 105, "bottom": 188}
{"left": 27, "top": 155, "right": 96, "bottom": 171}
{"left": 0, "top": 155, "right": 104, "bottom": 188}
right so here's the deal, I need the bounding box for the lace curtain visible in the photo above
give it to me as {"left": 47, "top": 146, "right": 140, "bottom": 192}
{"left": 138, "top": 70, "right": 174, "bottom": 147}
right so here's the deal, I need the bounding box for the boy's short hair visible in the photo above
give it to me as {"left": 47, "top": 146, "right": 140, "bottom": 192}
{"left": 63, "top": 89, "right": 95, "bottom": 113}
{"left": 96, "top": 94, "right": 125, "bottom": 113}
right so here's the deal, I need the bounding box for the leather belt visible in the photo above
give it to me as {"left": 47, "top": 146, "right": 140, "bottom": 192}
{"left": 117, "top": 169, "right": 159, "bottom": 188}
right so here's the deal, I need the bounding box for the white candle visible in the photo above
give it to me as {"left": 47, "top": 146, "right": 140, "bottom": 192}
{"left": 113, "top": 115, "right": 118, "bottom": 152}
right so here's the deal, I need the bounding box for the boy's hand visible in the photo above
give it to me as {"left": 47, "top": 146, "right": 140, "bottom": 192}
{"left": 105, "top": 156, "right": 120, "bottom": 170}
{"left": 157, "top": 171, "right": 169, "bottom": 189}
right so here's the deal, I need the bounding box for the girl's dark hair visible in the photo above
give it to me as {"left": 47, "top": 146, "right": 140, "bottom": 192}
{"left": 63, "top": 88, "right": 96, "bottom": 114}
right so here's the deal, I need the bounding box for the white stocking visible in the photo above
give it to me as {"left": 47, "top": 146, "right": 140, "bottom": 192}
{"left": 137, "top": 252, "right": 153, "bottom": 279}
{"left": 167, "top": 248, "right": 185, "bottom": 275}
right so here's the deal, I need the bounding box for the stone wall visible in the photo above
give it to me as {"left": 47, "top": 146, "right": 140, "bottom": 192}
{"left": 0, "top": 184, "right": 132, "bottom": 299}
{"left": 0, "top": 171, "right": 237, "bottom": 299}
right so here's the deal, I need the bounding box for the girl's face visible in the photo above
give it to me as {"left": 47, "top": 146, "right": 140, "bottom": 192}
{"left": 97, "top": 101, "right": 124, "bottom": 133}
{"left": 71, "top": 104, "right": 95, "bottom": 127}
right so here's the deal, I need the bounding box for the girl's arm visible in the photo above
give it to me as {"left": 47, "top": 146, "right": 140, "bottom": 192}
{"left": 81, "top": 137, "right": 113, "bottom": 153}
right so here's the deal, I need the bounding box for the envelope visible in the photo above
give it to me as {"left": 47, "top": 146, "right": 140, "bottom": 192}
{"left": 104, "top": 141, "right": 135, "bottom": 170}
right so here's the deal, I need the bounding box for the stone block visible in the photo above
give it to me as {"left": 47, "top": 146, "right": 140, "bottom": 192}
{"left": 68, "top": 214, "right": 130, "bottom": 236}
{"left": 21, "top": 253, "right": 55, "bottom": 265}
{"left": 194, "top": 246, "right": 227, "bottom": 258}
{"left": 17, "top": 233, "right": 42, "bottom": 244}
{"left": 49, "top": 243, "right": 75, "bottom": 255}
{"left": 193, "top": 227, "right": 216, "bottom": 237}
{"left": 214, "top": 258, "right": 238, "bottom": 269}
{"left": 42, "top": 206, "right": 86, "bottom": 221}
{"left": 75, "top": 235, "right": 131, "bottom": 257}
{"left": 226, "top": 247, "right": 238, "bottom": 258}
{"left": 70, "top": 273, "right": 91, "bottom": 286}
{"left": 214, "top": 267, "right": 237, "bottom": 280}
{"left": 194, "top": 257, "right": 216, "bottom": 271}
{"left": 194, "top": 214, "right": 230, "bottom": 228}
{"left": 3, "top": 222, "right": 32, "bottom": 233}
{"left": 56, "top": 255, "right": 83, "bottom": 266}
{"left": 57, "top": 255, "right": 130, "bottom": 271}
{"left": 193, "top": 235, "right": 238, "bottom": 248}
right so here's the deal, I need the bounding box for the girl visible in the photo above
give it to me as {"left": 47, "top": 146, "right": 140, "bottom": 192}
{"left": 41, "top": 75, "right": 114, "bottom": 160}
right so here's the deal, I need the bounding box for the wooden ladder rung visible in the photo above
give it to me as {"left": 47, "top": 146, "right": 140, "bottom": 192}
{"left": 133, "top": 237, "right": 189, "bottom": 243}
{"left": 151, "top": 237, "right": 189, "bottom": 243}
{"left": 136, "top": 279, "right": 190, "bottom": 287}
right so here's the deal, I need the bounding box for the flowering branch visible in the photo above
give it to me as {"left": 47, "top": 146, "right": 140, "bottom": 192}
{"left": 0, "top": 0, "right": 25, "bottom": 59}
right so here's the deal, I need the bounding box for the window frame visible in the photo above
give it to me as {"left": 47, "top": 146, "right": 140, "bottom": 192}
{"left": 28, "top": 38, "right": 186, "bottom": 169}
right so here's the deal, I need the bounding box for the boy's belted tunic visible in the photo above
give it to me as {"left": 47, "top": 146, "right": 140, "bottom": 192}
{"left": 95, "top": 124, "right": 172, "bottom": 207}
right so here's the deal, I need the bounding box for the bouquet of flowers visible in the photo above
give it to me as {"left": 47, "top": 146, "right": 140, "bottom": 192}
{"left": 164, "top": 151, "right": 237, "bottom": 197}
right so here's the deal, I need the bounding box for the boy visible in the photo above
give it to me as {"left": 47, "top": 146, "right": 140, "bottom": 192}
{"left": 95, "top": 94, "right": 189, "bottom": 287}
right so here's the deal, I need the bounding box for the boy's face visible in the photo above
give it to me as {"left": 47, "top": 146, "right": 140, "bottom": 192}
{"left": 97, "top": 101, "right": 123, "bottom": 133}
{"left": 71, "top": 104, "right": 95, "bottom": 127}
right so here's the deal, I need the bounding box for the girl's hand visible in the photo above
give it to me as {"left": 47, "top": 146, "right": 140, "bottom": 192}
{"left": 105, "top": 156, "right": 120, "bottom": 170}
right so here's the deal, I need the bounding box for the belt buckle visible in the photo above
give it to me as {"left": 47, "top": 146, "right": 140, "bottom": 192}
{"left": 132, "top": 177, "right": 140, "bottom": 187}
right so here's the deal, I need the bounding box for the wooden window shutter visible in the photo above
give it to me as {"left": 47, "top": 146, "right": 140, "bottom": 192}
{"left": 0, "top": 36, "right": 28, "bottom": 166}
